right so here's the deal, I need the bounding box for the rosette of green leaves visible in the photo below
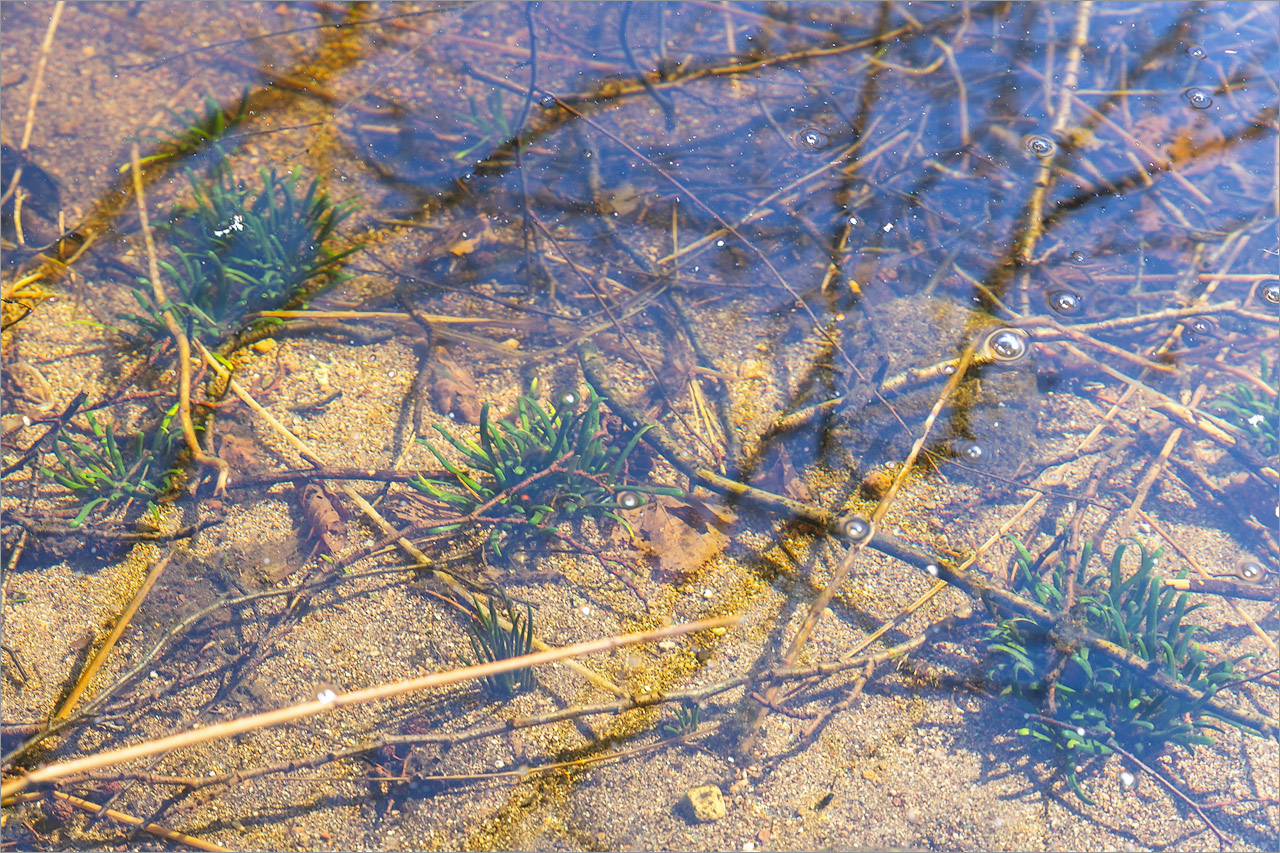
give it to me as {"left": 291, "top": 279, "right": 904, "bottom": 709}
{"left": 411, "top": 385, "right": 680, "bottom": 554}
{"left": 124, "top": 166, "right": 357, "bottom": 340}
{"left": 986, "top": 537, "right": 1252, "bottom": 803}
{"left": 40, "top": 408, "right": 181, "bottom": 526}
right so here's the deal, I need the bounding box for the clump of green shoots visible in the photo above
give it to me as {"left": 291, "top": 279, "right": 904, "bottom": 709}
{"left": 1211, "top": 355, "right": 1278, "bottom": 459}
{"left": 122, "top": 163, "right": 357, "bottom": 341}
{"left": 662, "top": 699, "right": 702, "bottom": 737}
{"left": 985, "top": 534, "right": 1252, "bottom": 803}
{"left": 410, "top": 383, "right": 680, "bottom": 554}
{"left": 462, "top": 593, "right": 535, "bottom": 699}
{"left": 454, "top": 88, "right": 516, "bottom": 163}
{"left": 123, "top": 90, "right": 249, "bottom": 173}
{"left": 40, "top": 408, "right": 181, "bottom": 527}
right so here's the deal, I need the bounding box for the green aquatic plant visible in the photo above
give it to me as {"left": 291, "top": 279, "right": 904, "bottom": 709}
{"left": 662, "top": 699, "right": 701, "bottom": 737}
{"left": 123, "top": 90, "right": 249, "bottom": 173}
{"left": 410, "top": 383, "right": 680, "bottom": 554}
{"left": 454, "top": 88, "right": 516, "bottom": 163}
{"left": 985, "top": 535, "right": 1252, "bottom": 804}
{"left": 463, "top": 593, "right": 535, "bottom": 699}
{"left": 123, "top": 165, "right": 357, "bottom": 340}
{"left": 1211, "top": 355, "right": 1278, "bottom": 459}
{"left": 40, "top": 409, "right": 181, "bottom": 527}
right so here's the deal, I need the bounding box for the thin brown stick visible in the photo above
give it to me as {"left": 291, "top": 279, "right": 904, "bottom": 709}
{"left": 129, "top": 145, "right": 229, "bottom": 494}
{"left": 0, "top": 615, "right": 738, "bottom": 799}
{"left": 1104, "top": 739, "right": 1230, "bottom": 849}
{"left": 53, "top": 553, "right": 173, "bottom": 721}
{"left": 51, "top": 790, "right": 229, "bottom": 852}
{"left": 0, "top": 1, "right": 64, "bottom": 208}
{"left": 1012, "top": 1, "right": 1092, "bottom": 313}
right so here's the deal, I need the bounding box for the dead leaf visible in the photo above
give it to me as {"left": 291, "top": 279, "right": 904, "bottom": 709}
{"left": 299, "top": 483, "right": 347, "bottom": 555}
{"left": 432, "top": 347, "right": 481, "bottom": 424}
{"left": 629, "top": 494, "right": 733, "bottom": 582}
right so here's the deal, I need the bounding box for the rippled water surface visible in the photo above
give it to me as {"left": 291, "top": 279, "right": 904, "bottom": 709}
{"left": 2, "top": 2, "right": 1277, "bottom": 850}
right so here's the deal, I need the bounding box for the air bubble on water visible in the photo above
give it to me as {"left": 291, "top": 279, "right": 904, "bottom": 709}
{"left": 1024, "top": 134, "right": 1055, "bottom": 157}
{"left": 796, "top": 127, "right": 830, "bottom": 150}
{"left": 559, "top": 390, "right": 581, "bottom": 407}
{"left": 538, "top": 94, "right": 556, "bottom": 107}
{"left": 615, "top": 489, "right": 643, "bottom": 509}
{"left": 954, "top": 439, "right": 985, "bottom": 462}
{"left": 716, "top": 239, "right": 725, "bottom": 247}
{"left": 1068, "top": 249, "right": 1088, "bottom": 264}
{"left": 317, "top": 689, "right": 337, "bottom": 705}
{"left": 1183, "top": 87, "right": 1213, "bottom": 109}
{"left": 1120, "top": 771, "right": 1137, "bottom": 790}
{"left": 984, "top": 327, "right": 1030, "bottom": 362}
{"left": 1261, "top": 280, "right": 1279, "bottom": 304}
{"left": 925, "top": 563, "right": 940, "bottom": 577}
{"left": 1047, "top": 290, "right": 1083, "bottom": 315}
{"left": 1187, "top": 316, "right": 1213, "bottom": 335}
{"left": 1186, "top": 45, "right": 1207, "bottom": 59}
{"left": 837, "top": 514, "right": 873, "bottom": 542}
{"left": 942, "top": 364, "right": 956, "bottom": 375}
{"left": 1236, "top": 558, "right": 1264, "bottom": 582}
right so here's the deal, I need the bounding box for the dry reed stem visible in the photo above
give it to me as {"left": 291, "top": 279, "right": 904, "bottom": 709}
{"left": 196, "top": 341, "right": 627, "bottom": 697}
{"left": 1138, "top": 508, "right": 1277, "bottom": 655}
{"left": 0, "top": 0, "right": 64, "bottom": 209}
{"left": 0, "top": 615, "right": 738, "bottom": 799}
{"left": 1012, "top": 1, "right": 1093, "bottom": 313}
{"left": 130, "top": 145, "right": 229, "bottom": 494}
{"left": 53, "top": 553, "right": 173, "bottom": 721}
{"left": 6, "top": 790, "right": 230, "bottom": 852}
{"left": 1115, "top": 386, "right": 1206, "bottom": 538}
{"left": 771, "top": 341, "right": 979, "bottom": 689}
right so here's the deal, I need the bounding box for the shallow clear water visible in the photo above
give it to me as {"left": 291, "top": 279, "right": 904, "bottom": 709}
{"left": 2, "top": 2, "right": 1277, "bottom": 850}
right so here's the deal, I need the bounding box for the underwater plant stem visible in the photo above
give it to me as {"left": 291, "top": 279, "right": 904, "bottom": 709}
{"left": 1012, "top": 0, "right": 1092, "bottom": 312}
{"left": 53, "top": 553, "right": 173, "bottom": 721}
{"left": 1117, "top": 387, "right": 1206, "bottom": 537}
{"left": 0, "top": 615, "right": 738, "bottom": 799}
{"left": 130, "top": 145, "right": 229, "bottom": 495}
{"left": 1, "top": 1, "right": 63, "bottom": 207}
{"left": 776, "top": 341, "right": 978, "bottom": 674}
{"left": 31, "top": 791, "right": 227, "bottom": 852}
{"left": 1137, "top": 508, "right": 1277, "bottom": 653}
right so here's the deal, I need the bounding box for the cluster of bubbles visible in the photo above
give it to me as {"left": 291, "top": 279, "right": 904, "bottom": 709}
{"left": 1047, "top": 289, "right": 1083, "bottom": 316}
{"left": 952, "top": 439, "right": 985, "bottom": 463}
{"left": 836, "top": 514, "right": 874, "bottom": 544}
{"left": 1261, "top": 280, "right": 1279, "bottom": 305}
{"left": 796, "top": 127, "right": 832, "bottom": 151}
{"left": 1183, "top": 87, "right": 1214, "bottom": 110}
{"left": 1235, "top": 558, "right": 1265, "bottom": 583}
{"left": 982, "top": 327, "right": 1031, "bottom": 362}
{"left": 1185, "top": 44, "right": 1208, "bottom": 59}
{"left": 1024, "top": 135, "right": 1056, "bottom": 158}
{"left": 1186, "top": 316, "right": 1214, "bottom": 336}
{"left": 1183, "top": 316, "right": 1218, "bottom": 347}
{"left": 615, "top": 489, "right": 643, "bottom": 510}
